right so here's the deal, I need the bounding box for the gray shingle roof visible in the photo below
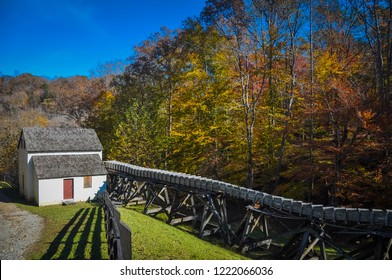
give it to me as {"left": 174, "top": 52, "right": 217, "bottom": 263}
{"left": 21, "top": 127, "right": 103, "bottom": 152}
{"left": 32, "top": 154, "right": 107, "bottom": 179}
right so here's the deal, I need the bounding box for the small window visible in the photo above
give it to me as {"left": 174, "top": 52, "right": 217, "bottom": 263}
{"left": 84, "top": 176, "right": 92, "bottom": 188}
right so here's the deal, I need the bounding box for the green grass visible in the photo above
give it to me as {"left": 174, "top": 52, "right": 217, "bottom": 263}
{"left": 0, "top": 184, "right": 109, "bottom": 260}
{"left": 1, "top": 183, "right": 247, "bottom": 260}
{"left": 119, "top": 207, "right": 249, "bottom": 260}
{"left": 23, "top": 203, "right": 109, "bottom": 260}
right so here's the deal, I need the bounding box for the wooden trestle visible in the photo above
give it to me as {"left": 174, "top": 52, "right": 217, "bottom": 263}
{"left": 104, "top": 161, "right": 392, "bottom": 260}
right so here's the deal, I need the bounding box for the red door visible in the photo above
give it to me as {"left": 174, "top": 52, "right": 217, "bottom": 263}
{"left": 63, "top": 179, "right": 74, "bottom": 200}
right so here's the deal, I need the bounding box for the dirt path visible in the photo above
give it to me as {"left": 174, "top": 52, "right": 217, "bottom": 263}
{"left": 0, "top": 191, "right": 44, "bottom": 260}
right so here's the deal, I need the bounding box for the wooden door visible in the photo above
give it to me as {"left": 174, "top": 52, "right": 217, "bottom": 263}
{"left": 63, "top": 179, "right": 74, "bottom": 200}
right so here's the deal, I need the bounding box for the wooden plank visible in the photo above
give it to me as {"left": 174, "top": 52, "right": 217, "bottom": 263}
{"left": 168, "top": 174, "right": 175, "bottom": 185}
{"left": 152, "top": 171, "right": 159, "bottom": 181}
{"left": 153, "top": 170, "right": 159, "bottom": 181}
{"left": 263, "top": 195, "right": 273, "bottom": 207}
{"left": 179, "top": 175, "right": 185, "bottom": 186}
{"left": 127, "top": 199, "right": 146, "bottom": 206}
{"left": 200, "top": 227, "right": 220, "bottom": 238}
{"left": 174, "top": 174, "right": 181, "bottom": 185}
{"left": 232, "top": 185, "right": 241, "bottom": 198}
{"left": 194, "top": 178, "right": 201, "bottom": 189}
{"left": 311, "top": 205, "right": 324, "bottom": 220}
{"left": 371, "top": 209, "right": 384, "bottom": 225}
{"left": 238, "top": 187, "right": 248, "bottom": 201}
{"left": 295, "top": 231, "right": 310, "bottom": 259}
{"left": 198, "top": 179, "right": 208, "bottom": 190}
{"left": 222, "top": 184, "right": 231, "bottom": 195}
{"left": 147, "top": 170, "right": 153, "bottom": 180}
{"left": 271, "top": 196, "right": 284, "bottom": 209}
{"left": 241, "top": 239, "right": 272, "bottom": 252}
{"left": 119, "top": 221, "right": 132, "bottom": 260}
{"left": 187, "top": 177, "right": 195, "bottom": 188}
{"left": 346, "top": 208, "right": 360, "bottom": 224}
{"left": 229, "top": 184, "right": 237, "bottom": 196}
{"left": 358, "top": 208, "right": 371, "bottom": 223}
{"left": 210, "top": 181, "right": 218, "bottom": 192}
{"left": 163, "top": 172, "right": 171, "bottom": 184}
{"left": 291, "top": 201, "right": 303, "bottom": 214}
{"left": 130, "top": 166, "right": 136, "bottom": 177}
{"left": 300, "top": 237, "right": 320, "bottom": 260}
{"left": 387, "top": 210, "right": 392, "bottom": 227}
{"left": 146, "top": 207, "right": 169, "bottom": 215}
{"left": 162, "top": 171, "right": 169, "bottom": 182}
{"left": 300, "top": 203, "right": 313, "bottom": 217}
{"left": 135, "top": 169, "right": 141, "bottom": 178}
{"left": 170, "top": 215, "right": 198, "bottom": 226}
{"left": 281, "top": 199, "right": 293, "bottom": 212}
{"left": 200, "top": 179, "right": 209, "bottom": 191}
{"left": 334, "top": 208, "right": 347, "bottom": 223}
{"left": 218, "top": 182, "right": 227, "bottom": 193}
{"left": 184, "top": 177, "right": 190, "bottom": 187}
{"left": 254, "top": 192, "right": 264, "bottom": 204}
{"left": 246, "top": 189, "right": 256, "bottom": 201}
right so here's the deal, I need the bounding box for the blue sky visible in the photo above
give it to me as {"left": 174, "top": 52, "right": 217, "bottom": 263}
{"left": 0, "top": 0, "right": 206, "bottom": 78}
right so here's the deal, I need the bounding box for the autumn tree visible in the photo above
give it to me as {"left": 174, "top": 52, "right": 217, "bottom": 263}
{"left": 167, "top": 20, "right": 241, "bottom": 179}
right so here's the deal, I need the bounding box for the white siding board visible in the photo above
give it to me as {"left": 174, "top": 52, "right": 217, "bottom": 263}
{"left": 38, "top": 175, "right": 106, "bottom": 206}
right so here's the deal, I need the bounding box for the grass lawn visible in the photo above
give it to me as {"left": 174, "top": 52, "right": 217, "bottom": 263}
{"left": 23, "top": 203, "right": 109, "bottom": 260}
{"left": 0, "top": 184, "right": 109, "bottom": 260}
{"left": 1, "top": 183, "right": 248, "bottom": 260}
{"left": 119, "top": 206, "right": 249, "bottom": 260}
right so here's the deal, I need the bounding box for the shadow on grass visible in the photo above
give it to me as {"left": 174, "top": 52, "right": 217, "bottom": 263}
{"left": 1, "top": 185, "right": 107, "bottom": 259}
{"left": 41, "top": 206, "right": 107, "bottom": 260}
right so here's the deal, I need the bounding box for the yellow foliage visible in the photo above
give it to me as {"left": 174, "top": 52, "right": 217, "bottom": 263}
{"left": 357, "top": 110, "right": 379, "bottom": 130}
{"left": 315, "top": 52, "right": 344, "bottom": 82}
{"left": 94, "top": 91, "right": 115, "bottom": 110}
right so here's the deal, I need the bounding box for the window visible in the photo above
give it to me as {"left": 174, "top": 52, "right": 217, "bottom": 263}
{"left": 84, "top": 176, "right": 92, "bottom": 188}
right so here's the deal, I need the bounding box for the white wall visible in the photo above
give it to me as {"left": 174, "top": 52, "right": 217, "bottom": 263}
{"left": 22, "top": 149, "right": 102, "bottom": 204}
{"left": 37, "top": 175, "right": 106, "bottom": 206}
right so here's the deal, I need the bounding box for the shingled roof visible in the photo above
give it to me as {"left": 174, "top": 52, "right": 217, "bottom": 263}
{"left": 32, "top": 154, "right": 107, "bottom": 179}
{"left": 21, "top": 127, "right": 103, "bottom": 152}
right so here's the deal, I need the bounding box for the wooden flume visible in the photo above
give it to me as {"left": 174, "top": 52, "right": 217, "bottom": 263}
{"left": 105, "top": 160, "right": 392, "bottom": 259}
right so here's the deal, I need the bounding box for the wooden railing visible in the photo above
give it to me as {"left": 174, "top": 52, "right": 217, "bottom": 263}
{"left": 101, "top": 190, "right": 132, "bottom": 260}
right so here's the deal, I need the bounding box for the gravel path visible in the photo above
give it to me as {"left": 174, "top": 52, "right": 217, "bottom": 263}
{"left": 0, "top": 190, "right": 44, "bottom": 260}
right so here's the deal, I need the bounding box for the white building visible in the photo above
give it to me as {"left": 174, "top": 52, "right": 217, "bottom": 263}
{"left": 18, "top": 127, "right": 107, "bottom": 206}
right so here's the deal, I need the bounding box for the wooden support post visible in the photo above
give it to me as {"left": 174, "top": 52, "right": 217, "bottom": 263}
{"left": 167, "top": 190, "right": 180, "bottom": 224}
{"left": 319, "top": 239, "right": 327, "bottom": 260}
{"left": 143, "top": 186, "right": 155, "bottom": 214}
{"left": 300, "top": 237, "right": 320, "bottom": 260}
{"left": 240, "top": 207, "right": 271, "bottom": 251}
{"left": 295, "top": 231, "right": 310, "bottom": 260}
{"left": 190, "top": 195, "right": 197, "bottom": 228}
{"left": 241, "top": 210, "right": 254, "bottom": 244}
{"left": 375, "top": 237, "right": 392, "bottom": 260}
{"left": 383, "top": 238, "right": 392, "bottom": 260}
{"left": 144, "top": 185, "right": 171, "bottom": 217}
{"left": 262, "top": 215, "right": 271, "bottom": 249}
{"left": 199, "top": 203, "right": 214, "bottom": 237}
